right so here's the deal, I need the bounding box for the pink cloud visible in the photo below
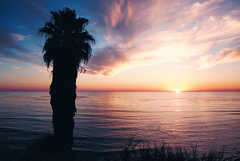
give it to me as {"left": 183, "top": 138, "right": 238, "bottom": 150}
{"left": 199, "top": 47, "right": 240, "bottom": 69}
{"left": 11, "top": 65, "right": 21, "bottom": 70}
{"left": 105, "top": 0, "right": 125, "bottom": 28}
{"left": 10, "top": 33, "right": 29, "bottom": 41}
{"left": 89, "top": 0, "right": 240, "bottom": 75}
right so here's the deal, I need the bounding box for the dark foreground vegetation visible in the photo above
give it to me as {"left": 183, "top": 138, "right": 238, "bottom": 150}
{"left": 102, "top": 140, "right": 240, "bottom": 161}
{"left": 19, "top": 136, "right": 240, "bottom": 161}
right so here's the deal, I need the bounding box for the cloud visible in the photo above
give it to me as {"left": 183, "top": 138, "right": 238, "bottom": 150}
{"left": 88, "top": 47, "right": 130, "bottom": 75}
{"left": 0, "top": 49, "right": 42, "bottom": 65}
{"left": 0, "top": 31, "right": 42, "bottom": 65}
{"left": 192, "top": 16, "right": 240, "bottom": 43}
{"left": 0, "top": 0, "right": 48, "bottom": 66}
{"left": 199, "top": 47, "right": 240, "bottom": 69}
{"left": 0, "top": 32, "right": 29, "bottom": 52}
{"left": 102, "top": 0, "right": 173, "bottom": 43}
{"left": 32, "top": 65, "right": 47, "bottom": 73}
{"left": 10, "top": 33, "right": 30, "bottom": 41}
{"left": 87, "top": 0, "right": 240, "bottom": 75}
{"left": 11, "top": 65, "right": 21, "bottom": 70}
{"left": 2, "top": 0, "right": 239, "bottom": 75}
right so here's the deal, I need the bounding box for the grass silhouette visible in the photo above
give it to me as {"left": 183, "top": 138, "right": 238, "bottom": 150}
{"left": 19, "top": 137, "right": 240, "bottom": 161}
{"left": 102, "top": 139, "right": 240, "bottom": 161}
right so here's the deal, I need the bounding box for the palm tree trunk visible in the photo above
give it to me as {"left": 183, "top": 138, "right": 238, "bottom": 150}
{"left": 50, "top": 61, "right": 77, "bottom": 150}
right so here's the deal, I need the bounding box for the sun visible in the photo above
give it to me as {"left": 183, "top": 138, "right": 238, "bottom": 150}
{"left": 175, "top": 88, "right": 181, "bottom": 93}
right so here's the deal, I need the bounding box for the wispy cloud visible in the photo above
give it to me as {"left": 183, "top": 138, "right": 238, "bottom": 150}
{"left": 1, "top": 0, "right": 240, "bottom": 75}
{"left": 10, "top": 33, "right": 30, "bottom": 41}
{"left": 199, "top": 47, "right": 240, "bottom": 69}
{"left": 0, "top": 32, "right": 29, "bottom": 52}
{"left": 88, "top": 0, "right": 240, "bottom": 75}
{"left": 0, "top": 31, "right": 42, "bottom": 65}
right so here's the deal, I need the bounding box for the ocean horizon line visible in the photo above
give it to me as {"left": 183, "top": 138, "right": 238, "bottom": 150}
{"left": 1, "top": 89, "right": 240, "bottom": 92}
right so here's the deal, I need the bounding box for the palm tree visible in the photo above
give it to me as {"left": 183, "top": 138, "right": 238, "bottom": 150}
{"left": 39, "top": 7, "right": 95, "bottom": 152}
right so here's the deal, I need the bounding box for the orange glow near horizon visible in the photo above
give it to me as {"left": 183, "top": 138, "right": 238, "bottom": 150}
{"left": 1, "top": 69, "right": 240, "bottom": 92}
{"left": 1, "top": 70, "right": 240, "bottom": 92}
{"left": 1, "top": 84, "right": 240, "bottom": 92}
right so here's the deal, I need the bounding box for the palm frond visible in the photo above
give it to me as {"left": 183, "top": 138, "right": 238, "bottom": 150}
{"left": 39, "top": 7, "right": 95, "bottom": 70}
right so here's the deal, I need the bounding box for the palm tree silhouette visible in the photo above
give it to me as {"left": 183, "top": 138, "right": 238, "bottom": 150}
{"left": 39, "top": 7, "right": 95, "bottom": 152}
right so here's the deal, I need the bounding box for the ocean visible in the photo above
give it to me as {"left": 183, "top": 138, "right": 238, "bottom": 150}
{"left": 0, "top": 91, "right": 240, "bottom": 155}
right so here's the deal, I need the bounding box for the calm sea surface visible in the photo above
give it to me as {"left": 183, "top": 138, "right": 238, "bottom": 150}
{"left": 0, "top": 91, "right": 240, "bottom": 154}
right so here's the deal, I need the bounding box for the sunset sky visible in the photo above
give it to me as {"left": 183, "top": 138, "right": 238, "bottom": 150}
{"left": 1, "top": 0, "right": 240, "bottom": 91}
